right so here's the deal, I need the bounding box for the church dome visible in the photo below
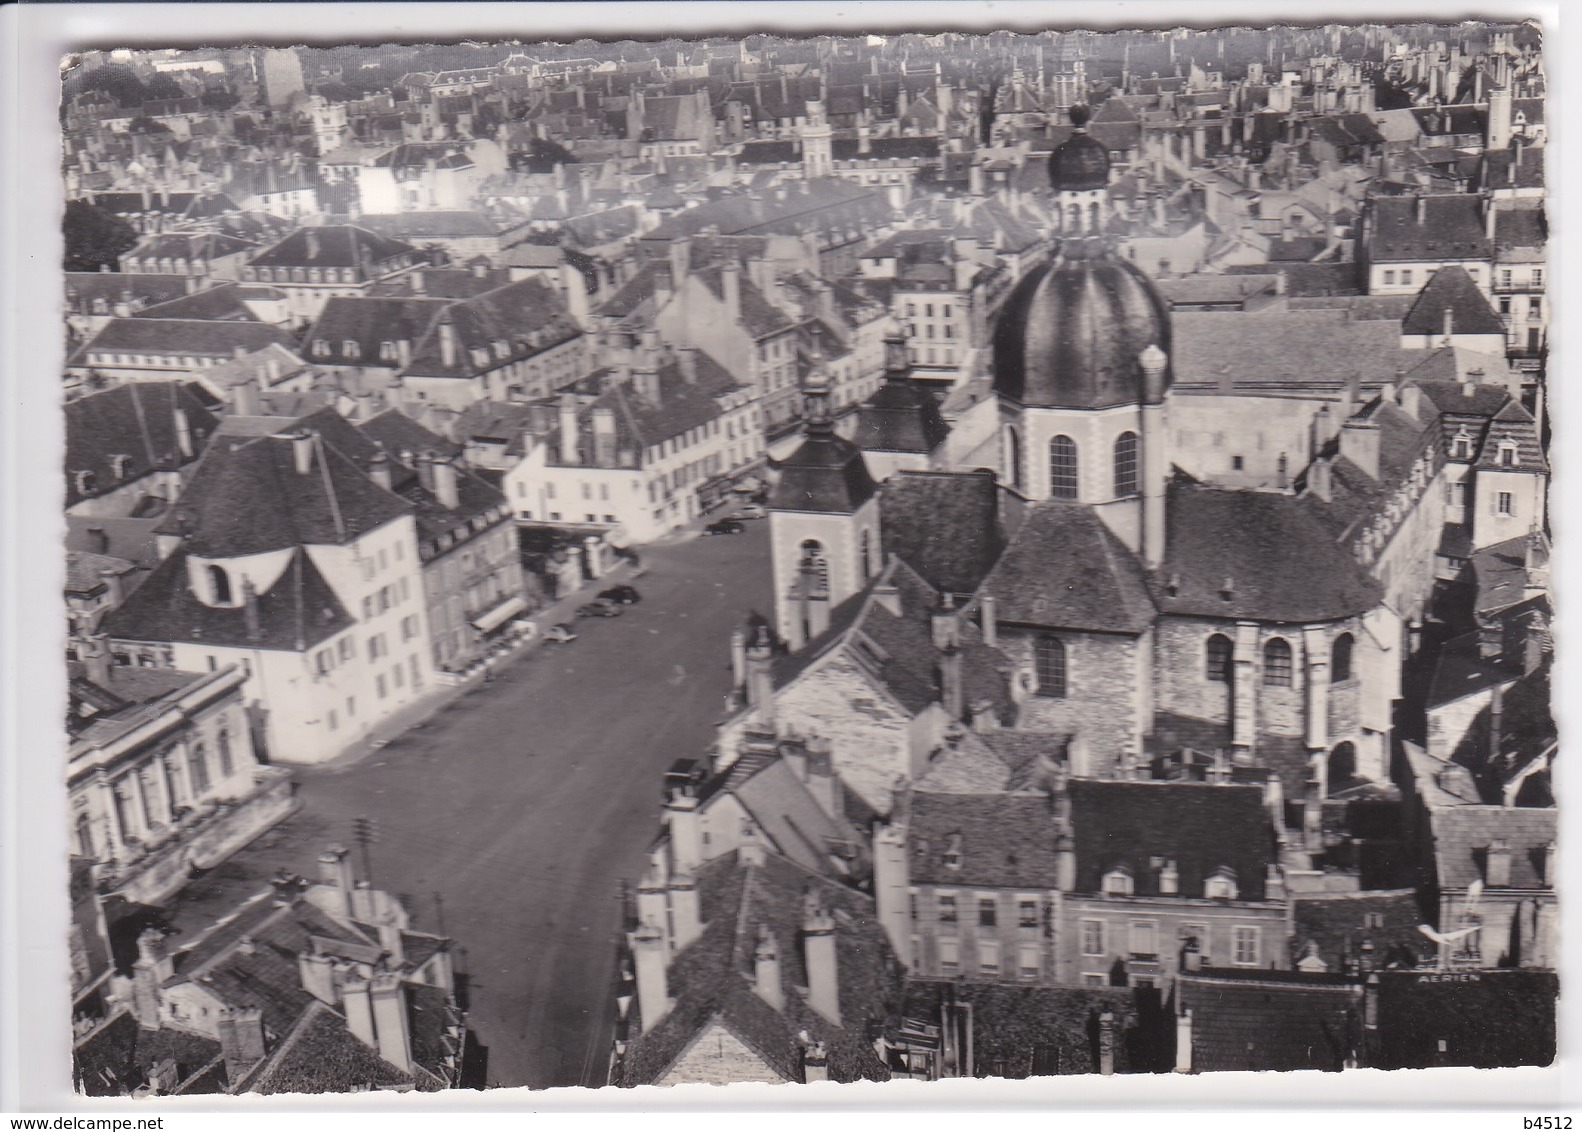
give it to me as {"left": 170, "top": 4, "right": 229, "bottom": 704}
{"left": 1046, "top": 104, "right": 1110, "bottom": 192}
{"left": 991, "top": 239, "right": 1172, "bottom": 410}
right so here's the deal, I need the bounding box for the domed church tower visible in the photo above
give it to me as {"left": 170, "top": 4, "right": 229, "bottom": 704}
{"left": 767, "top": 358, "right": 882, "bottom": 649}
{"left": 993, "top": 125, "right": 1174, "bottom": 565}
{"left": 1048, "top": 104, "right": 1111, "bottom": 234}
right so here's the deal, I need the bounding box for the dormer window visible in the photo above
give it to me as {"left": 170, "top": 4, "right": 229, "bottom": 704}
{"left": 1499, "top": 443, "right": 1518, "bottom": 468}
{"left": 1159, "top": 859, "right": 1179, "bottom": 895}
{"left": 494, "top": 339, "right": 510, "bottom": 360}
{"left": 110, "top": 454, "right": 133, "bottom": 480}
{"left": 343, "top": 339, "right": 361, "bottom": 359}
{"left": 379, "top": 340, "right": 396, "bottom": 361}
{"left": 1103, "top": 867, "right": 1134, "bottom": 897}
{"left": 1452, "top": 432, "right": 1473, "bottom": 460}
{"left": 943, "top": 833, "right": 963, "bottom": 870}
{"left": 312, "top": 339, "right": 330, "bottom": 357}
{"left": 1205, "top": 868, "right": 1239, "bottom": 900}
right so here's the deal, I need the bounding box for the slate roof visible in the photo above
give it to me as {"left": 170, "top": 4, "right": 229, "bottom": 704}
{"left": 1179, "top": 970, "right": 1362, "bottom": 1072}
{"left": 303, "top": 295, "right": 447, "bottom": 368}
{"left": 729, "top": 757, "right": 859, "bottom": 877}
{"left": 124, "top": 231, "right": 257, "bottom": 264}
{"left": 878, "top": 470, "right": 1005, "bottom": 596}
{"left": 1478, "top": 146, "right": 1544, "bottom": 193}
{"left": 617, "top": 850, "right": 901, "bottom": 1086}
{"left": 1366, "top": 196, "right": 1492, "bottom": 264}
{"left": 64, "top": 272, "right": 190, "bottom": 314}
{"left": 1068, "top": 779, "right": 1273, "bottom": 899}
{"left": 358, "top": 210, "right": 501, "bottom": 240}
{"left": 1401, "top": 266, "right": 1505, "bottom": 337}
{"left": 358, "top": 407, "right": 462, "bottom": 461}
{"left": 65, "top": 549, "right": 136, "bottom": 595}
{"left": 1151, "top": 479, "right": 1384, "bottom": 623}
{"left": 1473, "top": 400, "right": 1544, "bottom": 472}
{"left": 854, "top": 369, "right": 949, "bottom": 455}
{"left": 908, "top": 792, "right": 1065, "bottom": 887}
{"left": 74, "top": 1010, "right": 223, "bottom": 1097}
{"left": 404, "top": 279, "right": 581, "bottom": 378}
{"left": 248, "top": 225, "right": 416, "bottom": 272}
{"left": 153, "top": 429, "right": 411, "bottom": 556}
{"left": 1170, "top": 308, "right": 1406, "bottom": 392}
{"left": 103, "top": 546, "right": 353, "bottom": 653}
{"left": 769, "top": 423, "right": 877, "bottom": 514}
{"left": 980, "top": 502, "right": 1156, "bottom": 634}
{"left": 65, "top": 382, "right": 219, "bottom": 509}
{"left": 1493, "top": 207, "right": 1546, "bottom": 255}
{"left": 694, "top": 264, "right": 795, "bottom": 340}
{"left": 75, "top": 318, "right": 294, "bottom": 362}
{"left": 1430, "top": 806, "right": 1555, "bottom": 892}
{"left": 69, "top": 665, "right": 212, "bottom": 749}
{"left": 132, "top": 283, "right": 261, "bottom": 323}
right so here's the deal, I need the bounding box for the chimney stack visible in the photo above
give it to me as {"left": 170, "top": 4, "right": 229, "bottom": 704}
{"left": 729, "top": 626, "right": 748, "bottom": 695}
{"left": 1487, "top": 837, "right": 1512, "bottom": 887}
{"left": 216, "top": 1006, "right": 268, "bottom": 1082}
{"left": 753, "top": 925, "right": 785, "bottom": 1011}
{"left": 432, "top": 457, "right": 460, "bottom": 509}
{"left": 592, "top": 406, "right": 616, "bottom": 466}
{"left": 369, "top": 972, "right": 413, "bottom": 1071}
{"left": 368, "top": 449, "right": 392, "bottom": 491}
{"left": 317, "top": 844, "right": 355, "bottom": 919}
{"left": 298, "top": 949, "right": 336, "bottom": 1004}
{"left": 439, "top": 316, "right": 458, "bottom": 369}
{"left": 802, "top": 896, "right": 841, "bottom": 1026}
{"left": 131, "top": 927, "right": 174, "bottom": 1028}
{"left": 745, "top": 627, "right": 775, "bottom": 729}
{"left": 174, "top": 407, "right": 193, "bottom": 459}
{"left": 978, "top": 594, "right": 998, "bottom": 648}
{"left": 558, "top": 393, "right": 580, "bottom": 465}
{"left": 232, "top": 377, "right": 261, "bottom": 417}
{"left": 1339, "top": 418, "right": 1380, "bottom": 479}
{"left": 629, "top": 922, "right": 671, "bottom": 1034}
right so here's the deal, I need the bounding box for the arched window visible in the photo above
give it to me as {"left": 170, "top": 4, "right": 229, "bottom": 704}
{"left": 1048, "top": 435, "right": 1079, "bottom": 500}
{"left": 1034, "top": 636, "right": 1067, "bottom": 698}
{"left": 76, "top": 813, "right": 94, "bottom": 858}
{"left": 1113, "top": 431, "right": 1139, "bottom": 497}
{"left": 1331, "top": 633, "right": 1354, "bottom": 683}
{"left": 1003, "top": 425, "right": 1022, "bottom": 490}
{"left": 1263, "top": 638, "right": 1293, "bottom": 687}
{"left": 860, "top": 529, "right": 873, "bottom": 580}
{"left": 217, "top": 730, "right": 234, "bottom": 779}
{"left": 1205, "top": 634, "right": 1233, "bottom": 682}
{"left": 1328, "top": 742, "right": 1356, "bottom": 792}
{"left": 208, "top": 564, "right": 233, "bottom": 606}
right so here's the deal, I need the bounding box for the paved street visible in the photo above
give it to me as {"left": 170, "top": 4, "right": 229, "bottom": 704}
{"left": 163, "top": 519, "right": 773, "bottom": 1089}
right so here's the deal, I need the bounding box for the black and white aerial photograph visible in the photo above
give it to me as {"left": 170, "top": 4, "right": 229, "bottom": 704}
{"left": 33, "top": 3, "right": 1560, "bottom": 1106}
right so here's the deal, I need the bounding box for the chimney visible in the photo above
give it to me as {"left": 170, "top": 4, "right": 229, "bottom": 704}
{"left": 1416, "top": 195, "right": 1427, "bottom": 226}
{"left": 745, "top": 628, "right": 775, "bottom": 729}
{"left": 318, "top": 844, "right": 355, "bottom": 919}
{"left": 1477, "top": 828, "right": 1517, "bottom": 891}
{"left": 292, "top": 430, "right": 315, "bottom": 475}
{"left": 721, "top": 263, "right": 741, "bottom": 324}
{"left": 1174, "top": 1007, "right": 1194, "bottom": 1073}
{"left": 804, "top": 735, "right": 840, "bottom": 821}
{"left": 558, "top": 393, "right": 580, "bottom": 465}
{"left": 232, "top": 377, "right": 261, "bottom": 417}
{"left": 241, "top": 576, "right": 261, "bottom": 641}
{"left": 305, "top": 229, "right": 321, "bottom": 260}
{"left": 298, "top": 949, "right": 336, "bottom": 1004}
{"left": 368, "top": 449, "right": 392, "bottom": 491}
{"left": 592, "top": 406, "right": 616, "bottom": 466}
{"left": 415, "top": 452, "right": 436, "bottom": 494}
{"left": 1055, "top": 825, "right": 1076, "bottom": 892}
{"left": 978, "top": 594, "right": 998, "bottom": 647}
{"left": 432, "top": 457, "right": 460, "bottom": 509}
{"left": 216, "top": 1006, "right": 267, "bottom": 1082}
{"left": 803, "top": 1040, "right": 830, "bottom": 1083}
{"left": 377, "top": 906, "right": 405, "bottom": 965}
{"left": 131, "top": 927, "right": 174, "bottom": 1028}
{"left": 666, "top": 792, "right": 702, "bottom": 873}
{"left": 753, "top": 925, "right": 784, "bottom": 1011}
{"left": 669, "top": 236, "right": 691, "bottom": 292}
{"left": 1339, "top": 418, "right": 1380, "bottom": 479}
{"left": 98, "top": 567, "right": 126, "bottom": 608}
{"left": 369, "top": 972, "right": 413, "bottom": 1071}
{"left": 173, "top": 407, "right": 193, "bottom": 459}
{"left": 438, "top": 316, "right": 458, "bottom": 369}
{"left": 729, "top": 626, "right": 748, "bottom": 695}
{"left": 802, "top": 897, "right": 841, "bottom": 1026}
{"left": 629, "top": 922, "right": 670, "bottom": 1033}
{"left": 970, "top": 698, "right": 1000, "bottom": 734}
{"left": 85, "top": 525, "right": 109, "bottom": 555}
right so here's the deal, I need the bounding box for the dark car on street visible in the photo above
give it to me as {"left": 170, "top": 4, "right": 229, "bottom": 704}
{"left": 703, "top": 518, "right": 744, "bottom": 536}
{"left": 576, "top": 599, "right": 624, "bottom": 618}
{"left": 598, "top": 585, "right": 641, "bottom": 605}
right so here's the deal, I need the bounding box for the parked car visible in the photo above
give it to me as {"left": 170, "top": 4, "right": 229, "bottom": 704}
{"left": 704, "top": 518, "right": 745, "bottom": 536}
{"left": 598, "top": 584, "right": 641, "bottom": 605}
{"left": 576, "top": 599, "right": 624, "bottom": 618}
{"left": 737, "top": 504, "right": 767, "bottom": 520}
{"left": 543, "top": 623, "right": 578, "bottom": 643}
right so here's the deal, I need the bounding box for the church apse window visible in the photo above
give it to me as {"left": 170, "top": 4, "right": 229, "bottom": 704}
{"left": 1113, "top": 431, "right": 1139, "bottom": 497}
{"left": 1262, "top": 638, "right": 1293, "bottom": 687}
{"left": 208, "top": 564, "right": 233, "bottom": 606}
{"left": 1034, "top": 636, "right": 1067, "bottom": 698}
{"left": 1331, "top": 633, "right": 1354, "bottom": 683}
{"left": 1049, "top": 436, "right": 1079, "bottom": 500}
{"left": 1004, "top": 425, "right": 1023, "bottom": 491}
{"left": 1205, "top": 634, "right": 1232, "bottom": 683}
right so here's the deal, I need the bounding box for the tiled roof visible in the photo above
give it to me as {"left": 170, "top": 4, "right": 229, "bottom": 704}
{"left": 1068, "top": 779, "right": 1272, "bottom": 899}
{"left": 249, "top": 225, "right": 416, "bottom": 271}
{"left": 65, "top": 549, "right": 136, "bottom": 594}
{"left": 250, "top": 1001, "right": 414, "bottom": 1094}
{"left": 1366, "top": 196, "right": 1492, "bottom": 264}
{"left": 153, "top": 429, "right": 411, "bottom": 556}
{"left": 878, "top": 470, "right": 1005, "bottom": 596}
{"left": 1493, "top": 207, "right": 1546, "bottom": 254}
{"left": 64, "top": 272, "right": 190, "bottom": 313}
{"left": 1151, "top": 479, "right": 1384, "bottom": 623}
{"left": 900, "top": 980, "right": 1141, "bottom": 1076}
{"left": 695, "top": 264, "right": 795, "bottom": 340}
{"left": 304, "top": 295, "right": 446, "bottom": 368}
{"left": 731, "top": 758, "right": 858, "bottom": 877}
{"left": 618, "top": 850, "right": 900, "bottom": 1086}
{"left": 1401, "top": 266, "right": 1505, "bottom": 337}
{"left": 65, "top": 381, "right": 218, "bottom": 509}
{"left": 1408, "top": 379, "right": 1513, "bottom": 420}
{"left": 132, "top": 283, "right": 261, "bottom": 323}
{"left": 1429, "top": 805, "right": 1555, "bottom": 892}
{"left": 981, "top": 502, "right": 1156, "bottom": 634}
{"left": 1478, "top": 146, "right": 1544, "bottom": 193}
{"left": 1170, "top": 309, "right": 1406, "bottom": 392}
{"left": 854, "top": 370, "right": 949, "bottom": 454}
{"left": 1180, "top": 970, "right": 1361, "bottom": 1072}
{"left": 1473, "top": 400, "right": 1544, "bottom": 472}
{"left": 103, "top": 546, "right": 353, "bottom": 653}
{"left": 74, "top": 1010, "right": 222, "bottom": 1097}
{"left": 908, "top": 792, "right": 1066, "bottom": 887}
{"left": 1290, "top": 890, "right": 1426, "bottom": 971}
{"left": 366, "top": 266, "right": 514, "bottom": 300}
{"left": 769, "top": 424, "right": 877, "bottom": 514}
{"left": 358, "top": 407, "right": 462, "bottom": 461}
{"left": 358, "top": 210, "right": 501, "bottom": 239}
{"left": 125, "top": 231, "right": 257, "bottom": 263}
{"left": 404, "top": 279, "right": 581, "bottom": 378}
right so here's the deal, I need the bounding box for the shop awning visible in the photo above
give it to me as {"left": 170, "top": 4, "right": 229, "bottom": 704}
{"left": 471, "top": 596, "right": 529, "bottom": 634}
